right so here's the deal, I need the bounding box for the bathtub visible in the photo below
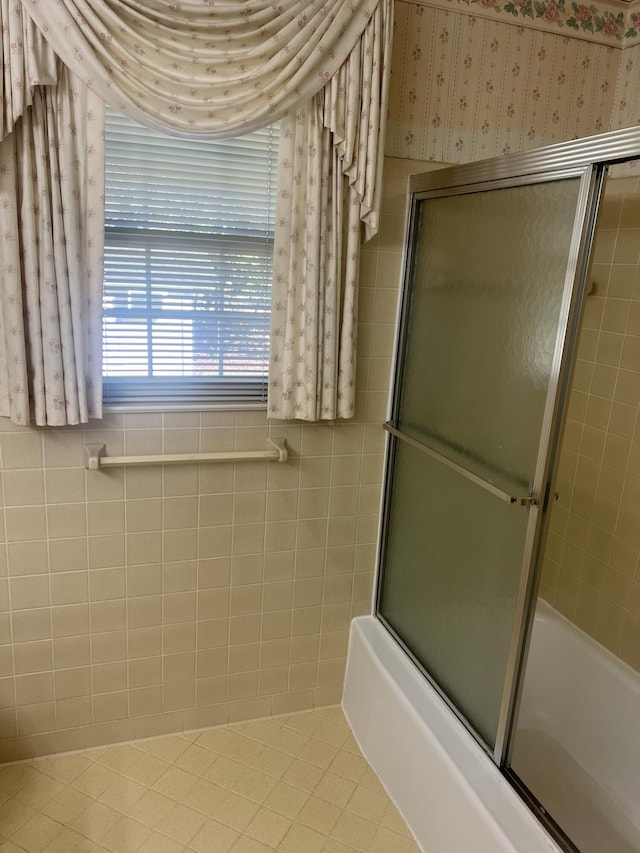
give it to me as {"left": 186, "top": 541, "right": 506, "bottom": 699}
{"left": 343, "top": 601, "right": 640, "bottom": 852}
{"left": 511, "top": 599, "right": 640, "bottom": 853}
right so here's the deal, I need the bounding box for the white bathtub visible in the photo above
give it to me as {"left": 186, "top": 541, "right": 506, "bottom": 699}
{"left": 343, "top": 602, "right": 640, "bottom": 852}
{"left": 512, "top": 599, "right": 640, "bottom": 853}
{"left": 342, "top": 613, "right": 560, "bottom": 852}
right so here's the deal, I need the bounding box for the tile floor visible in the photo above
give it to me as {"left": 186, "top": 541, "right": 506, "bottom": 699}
{"left": 0, "top": 707, "right": 420, "bottom": 853}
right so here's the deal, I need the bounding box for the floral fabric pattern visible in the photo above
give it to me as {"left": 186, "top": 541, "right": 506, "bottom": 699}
{"left": 269, "top": 3, "right": 393, "bottom": 420}
{"left": 3, "top": 0, "right": 393, "bottom": 424}
{"left": 0, "top": 0, "right": 58, "bottom": 137}
{"left": 22, "top": 0, "right": 385, "bottom": 138}
{"left": 0, "top": 3, "right": 103, "bottom": 426}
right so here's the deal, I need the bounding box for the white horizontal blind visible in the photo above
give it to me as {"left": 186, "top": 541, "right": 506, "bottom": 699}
{"left": 102, "top": 108, "right": 278, "bottom": 406}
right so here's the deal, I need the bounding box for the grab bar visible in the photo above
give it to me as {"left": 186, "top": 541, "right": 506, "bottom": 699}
{"left": 84, "top": 438, "right": 288, "bottom": 470}
{"left": 383, "top": 423, "right": 536, "bottom": 508}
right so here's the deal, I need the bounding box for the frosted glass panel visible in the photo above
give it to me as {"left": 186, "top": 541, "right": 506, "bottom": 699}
{"left": 379, "top": 175, "right": 587, "bottom": 751}
{"left": 380, "top": 441, "right": 530, "bottom": 746}
{"left": 398, "top": 179, "right": 581, "bottom": 494}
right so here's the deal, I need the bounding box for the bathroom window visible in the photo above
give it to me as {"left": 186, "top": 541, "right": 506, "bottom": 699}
{"left": 102, "top": 107, "right": 278, "bottom": 407}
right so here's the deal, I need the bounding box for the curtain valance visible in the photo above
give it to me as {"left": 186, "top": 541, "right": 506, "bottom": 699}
{"left": 21, "top": 0, "right": 386, "bottom": 138}
{"left": 1, "top": 0, "right": 392, "bottom": 424}
{"left": 0, "top": 0, "right": 58, "bottom": 139}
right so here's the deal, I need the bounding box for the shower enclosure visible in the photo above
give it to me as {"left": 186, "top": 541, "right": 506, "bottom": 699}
{"left": 359, "top": 126, "right": 640, "bottom": 852}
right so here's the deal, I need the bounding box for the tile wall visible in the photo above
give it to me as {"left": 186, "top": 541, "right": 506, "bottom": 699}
{"left": 0, "top": 157, "right": 437, "bottom": 761}
{"left": 539, "top": 174, "right": 640, "bottom": 671}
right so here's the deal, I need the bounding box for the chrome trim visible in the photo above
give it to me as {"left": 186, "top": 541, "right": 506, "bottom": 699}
{"left": 409, "top": 124, "right": 640, "bottom": 194}
{"left": 412, "top": 167, "right": 588, "bottom": 202}
{"left": 373, "top": 182, "right": 420, "bottom": 618}
{"left": 492, "top": 164, "right": 607, "bottom": 763}
{"left": 383, "top": 423, "right": 537, "bottom": 507}
{"left": 504, "top": 769, "right": 582, "bottom": 853}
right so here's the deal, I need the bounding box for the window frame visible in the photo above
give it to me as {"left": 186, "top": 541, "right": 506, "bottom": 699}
{"left": 101, "top": 110, "right": 278, "bottom": 412}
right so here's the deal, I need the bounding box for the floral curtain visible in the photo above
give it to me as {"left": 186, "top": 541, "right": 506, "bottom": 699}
{"left": 0, "top": 0, "right": 57, "bottom": 138}
{"left": 21, "top": 0, "right": 387, "bottom": 139}
{"left": 3, "top": 0, "right": 392, "bottom": 424}
{"left": 269, "top": 3, "right": 392, "bottom": 419}
{"left": 0, "top": 2, "right": 104, "bottom": 425}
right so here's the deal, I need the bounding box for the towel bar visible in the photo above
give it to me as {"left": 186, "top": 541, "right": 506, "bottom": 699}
{"left": 84, "top": 438, "right": 288, "bottom": 470}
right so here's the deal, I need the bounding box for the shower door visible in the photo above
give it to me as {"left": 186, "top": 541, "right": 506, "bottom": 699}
{"left": 376, "top": 166, "right": 604, "bottom": 757}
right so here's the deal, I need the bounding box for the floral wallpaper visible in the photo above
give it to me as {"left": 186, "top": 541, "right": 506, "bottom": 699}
{"left": 386, "top": 0, "right": 635, "bottom": 163}
{"left": 612, "top": 41, "right": 640, "bottom": 128}
{"left": 403, "top": 0, "right": 640, "bottom": 44}
{"left": 610, "top": 41, "right": 640, "bottom": 173}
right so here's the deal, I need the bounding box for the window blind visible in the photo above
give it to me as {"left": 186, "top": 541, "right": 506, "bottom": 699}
{"left": 102, "top": 108, "right": 278, "bottom": 406}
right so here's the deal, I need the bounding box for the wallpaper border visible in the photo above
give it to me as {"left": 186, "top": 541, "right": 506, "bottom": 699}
{"left": 403, "top": 0, "right": 640, "bottom": 45}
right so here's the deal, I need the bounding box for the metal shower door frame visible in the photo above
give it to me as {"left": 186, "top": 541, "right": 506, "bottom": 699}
{"left": 374, "top": 123, "right": 640, "bottom": 772}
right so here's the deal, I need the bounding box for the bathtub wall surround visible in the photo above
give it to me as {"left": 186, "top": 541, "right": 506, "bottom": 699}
{"left": 540, "top": 174, "right": 640, "bottom": 672}
{"left": 0, "top": 157, "right": 436, "bottom": 762}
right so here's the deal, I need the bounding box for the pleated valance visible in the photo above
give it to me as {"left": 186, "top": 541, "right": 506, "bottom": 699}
{"left": 20, "top": 0, "right": 387, "bottom": 138}
{"left": 0, "top": 0, "right": 58, "bottom": 138}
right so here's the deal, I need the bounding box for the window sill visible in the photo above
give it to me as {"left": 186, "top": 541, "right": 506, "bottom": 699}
{"left": 103, "top": 401, "right": 268, "bottom": 414}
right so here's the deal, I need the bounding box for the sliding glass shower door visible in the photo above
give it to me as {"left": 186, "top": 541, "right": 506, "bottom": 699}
{"left": 377, "top": 169, "right": 603, "bottom": 754}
